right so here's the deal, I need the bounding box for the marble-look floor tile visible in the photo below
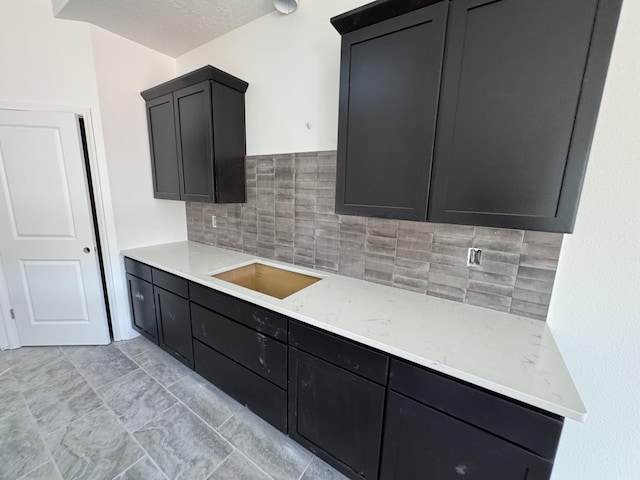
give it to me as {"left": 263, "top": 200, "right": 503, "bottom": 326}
{"left": 208, "top": 450, "right": 270, "bottom": 480}
{"left": 113, "top": 456, "right": 166, "bottom": 480}
{"left": 24, "top": 370, "right": 103, "bottom": 435}
{"left": 0, "top": 407, "right": 50, "bottom": 480}
{"left": 169, "top": 373, "right": 241, "bottom": 429}
{"left": 17, "top": 461, "right": 62, "bottom": 480}
{"left": 218, "top": 409, "right": 312, "bottom": 480}
{"left": 0, "top": 371, "right": 26, "bottom": 420}
{"left": 0, "top": 349, "right": 9, "bottom": 372}
{"left": 132, "top": 347, "right": 191, "bottom": 387}
{"left": 61, "top": 344, "right": 137, "bottom": 388}
{"left": 98, "top": 369, "right": 176, "bottom": 431}
{"left": 113, "top": 336, "right": 155, "bottom": 359}
{"left": 7, "top": 347, "right": 76, "bottom": 391}
{"left": 134, "top": 403, "right": 232, "bottom": 480}
{"left": 45, "top": 405, "right": 143, "bottom": 480}
{"left": 300, "top": 457, "right": 348, "bottom": 480}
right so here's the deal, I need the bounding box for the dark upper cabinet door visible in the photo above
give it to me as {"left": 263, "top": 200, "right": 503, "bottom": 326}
{"left": 126, "top": 274, "right": 158, "bottom": 344}
{"left": 380, "top": 392, "right": 553, "bottom": 480}
{"left": 211, "top": 82, "right": 247, "bottom": 204}
{"left": 174, "top": 81, "right": 215, "bottom": 203}
{"left": 429, "top": 0, "right": 622, "bottom": 232}
{"left": 154, "top": 286, "right": 193, "bottom": 368}
{"left": 335, "top": 2, "right": 448, "bottom": 220}
{"left": 288, "top": 348, "right": 385, "bottom": 479}
{"left": 146, "top": 94, "right": 180, "bottom": 200}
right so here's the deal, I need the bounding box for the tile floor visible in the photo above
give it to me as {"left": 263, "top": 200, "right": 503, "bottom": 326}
{"left": 0, "top": 336, "right": 347, "bottom": 480}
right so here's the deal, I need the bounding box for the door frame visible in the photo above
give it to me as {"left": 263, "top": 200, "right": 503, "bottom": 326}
{"left": 0, "top": 101, "right": 124, "bottom": 349}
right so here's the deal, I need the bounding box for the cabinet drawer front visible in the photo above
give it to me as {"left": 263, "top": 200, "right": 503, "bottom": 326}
{"left": 124, "top": 257, "right": 152, "bottom": 282}
{"left": 194, "top": 339, "right": 287, "bottom": 432}
{"left": 380, "top": 392, "right": 553, "bottom": 480}
{"left": 152, "top": 268, "right": 189, "bottom": 298}
{"left": 389, "top": 359, "right": 563, "bottom": 460}
{"left": 126, "top": 274, "right": 158, "bottom": 343}
{"left": 189, "top": 282, "right": 288, "bottom": 340}
{"left": 289, "top": 321, "right": 388, "bottom": 384}
{"left": 191, "top": 303, "right": 287, "bottom": 388}
{"left": 289, "top": 348, "right": 385, "bottom": 479}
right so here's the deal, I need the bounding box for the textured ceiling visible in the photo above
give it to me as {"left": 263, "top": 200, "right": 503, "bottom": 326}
{"left": 54, "top": 0, "right": 276, "bottom": 57}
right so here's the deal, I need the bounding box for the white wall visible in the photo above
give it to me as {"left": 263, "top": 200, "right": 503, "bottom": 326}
{"left": 178, "top": 1, "right": 640, "bottom": 477}
{"left": 547, "top": 1, "right": 640, "bottom": 478}
{"left": 90, "top": 26, "right": 185, "bottom": 339}
{"left": 0, "top": 0, "right": 183, "bottom": 342}
{"left": 177, "top": 0, "right": 369, "bottom": 155}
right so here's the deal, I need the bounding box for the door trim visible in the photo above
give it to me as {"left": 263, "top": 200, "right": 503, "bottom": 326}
{"left": 0, "top": 101, "right": 124, "bottom": 348}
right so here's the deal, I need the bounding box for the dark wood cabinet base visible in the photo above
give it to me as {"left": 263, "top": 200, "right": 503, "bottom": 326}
{"left": 124, "top": 257, "right": 564, "bottom": 480}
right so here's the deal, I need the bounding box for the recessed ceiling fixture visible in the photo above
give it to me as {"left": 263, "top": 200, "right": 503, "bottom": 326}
{"left": 274, "top": 0, "right": 298, "bottom": 14}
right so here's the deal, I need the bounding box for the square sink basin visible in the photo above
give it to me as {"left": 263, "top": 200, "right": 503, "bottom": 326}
{"left": 211, "top": 261, "right": 322, "bottom": 299}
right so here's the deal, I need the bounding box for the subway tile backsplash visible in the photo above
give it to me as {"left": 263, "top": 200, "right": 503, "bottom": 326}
{"left": 186, "top": 151, "right": 562, "bottom": 321}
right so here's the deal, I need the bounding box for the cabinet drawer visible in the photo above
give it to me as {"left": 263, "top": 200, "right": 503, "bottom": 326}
{"left": 191, "top": 303, "right": 287, "bottom": 388}
{"left": 124, "top": 257, "right": 152, "bottom": 282}
{"left": 289, "top": 321, "right": 388, "bottom": 385}
{"left": 189, "top": 282, "right": 288, "bottom": 340}
{"left": 389, "top": 359, "right": 563, "bottom": 460}
{"left": 193, "top": 339, "right": 287, "bottom": 433}
{"left": 152, "top": 268, "right": 189, "bottom": 298}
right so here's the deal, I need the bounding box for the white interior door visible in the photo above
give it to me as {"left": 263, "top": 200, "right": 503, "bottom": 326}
{"left": 0, "top": 109, "right": 109, "bottom": 346}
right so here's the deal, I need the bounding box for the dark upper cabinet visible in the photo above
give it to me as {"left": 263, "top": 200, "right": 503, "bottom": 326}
{"left": 141, "top": 66, "right": 249, "bottom": 204}
{"left": 146, "top": 94, "right": 180, "bottom": 200}
{"left": 332, "top": 0, "right": 622, "bottom": 232}
{"left": 428, "top": 0, "right": 621, "bottom": 232}
{"left": 334, "top": 1, "right": 448, "bottom": 220}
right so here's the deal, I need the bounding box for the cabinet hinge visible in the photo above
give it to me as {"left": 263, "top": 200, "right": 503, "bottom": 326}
{"left": 10, "top": 309, "right": 15, "bottom": 320}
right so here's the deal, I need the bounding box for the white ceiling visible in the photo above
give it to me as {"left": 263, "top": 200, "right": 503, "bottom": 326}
{"left": 53, "top": 0, "right": 277, "bottom": 57}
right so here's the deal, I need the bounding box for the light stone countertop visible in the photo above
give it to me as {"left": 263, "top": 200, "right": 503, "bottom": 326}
{"left": 121, "top": 241, "right": 586, "bottom": 422}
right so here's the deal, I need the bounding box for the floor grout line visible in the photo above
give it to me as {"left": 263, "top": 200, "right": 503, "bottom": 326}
{"left": 297, "top": 454, "right": 316, "bottom": 480}
{"left": 17, "top": 373, "right": 68, "bottom": 480}
{"left": 72, "top": 361, "right": 171, "bottom": 480}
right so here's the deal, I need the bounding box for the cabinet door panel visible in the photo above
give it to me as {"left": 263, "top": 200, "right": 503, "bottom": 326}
{"left": 289, "top": 348, "right": 385, "bottom": 479}
{"left": 335, "top": 2, "right": 448, "bottom": 220}
{"left": 174, "top": 81, "right": 214, "bottom": 202}
{"left": 429, "top": 0, "right": 599, "bottom": 231}
{"left": 154, "top": 286, "right": 193, "bottom": 368}
{"left": 126, "top": 274, "right": 158, "bottom": 344}
{"left": 380, "top": 392, "right": 553, "bottom": 480}
{"left": 146, "top": 94, "right": 180, "bottom": 200}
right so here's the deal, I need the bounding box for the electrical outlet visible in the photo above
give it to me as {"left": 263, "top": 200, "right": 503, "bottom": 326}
{"left": 211, "top": 215, "right": 217, "bottom": 228}
{"left": 467, "top": 248, "right": 482, "bottom": 266}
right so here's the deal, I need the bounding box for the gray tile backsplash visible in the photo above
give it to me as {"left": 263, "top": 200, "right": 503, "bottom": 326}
{"left": 186, "top": 151, "right": 563, "bottom": 321}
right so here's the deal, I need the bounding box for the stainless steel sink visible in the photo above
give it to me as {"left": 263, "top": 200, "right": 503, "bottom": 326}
{"left": 211, "top": 261, "right": 322, "bottom": 299}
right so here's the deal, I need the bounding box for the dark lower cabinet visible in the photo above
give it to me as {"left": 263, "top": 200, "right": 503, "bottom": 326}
{"left": 380, "top": 392, "right": 553, "bottom": 480}
{"left": 154, "top": 286, "right": 193, "bottom": 368}
{"left": 124, "top": 258, "right": 567, "bottom": 480}
{"left": 193, "top": 339, "right": 287, "bottom": 432}
{"left": 288, "top": 347, "right": 385, "bottom": 479}
{"left": 126, "top": 273, "right": 158, "bottom": 343}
